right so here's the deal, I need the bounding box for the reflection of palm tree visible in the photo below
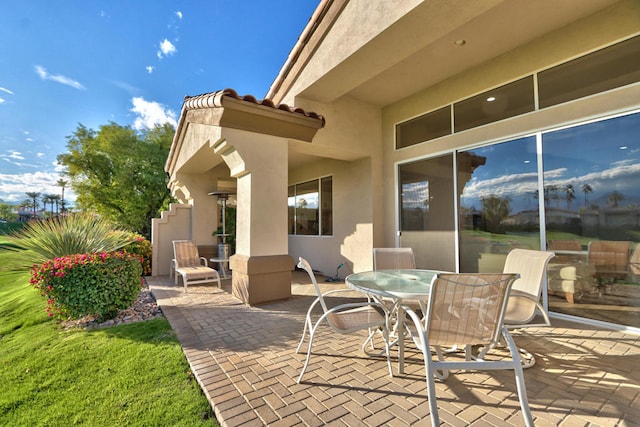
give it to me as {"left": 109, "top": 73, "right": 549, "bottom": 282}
{"left": 582, "top": 184, "right": 592, "bottom": 207}
{"left": 565, "top": 184, "right": 576, "bottom": 210}
{"left": 548, "top": 185, "right": 560, "bottom": 208}
{"left": 607, "top": 191, "right": 624, "bottom": 208}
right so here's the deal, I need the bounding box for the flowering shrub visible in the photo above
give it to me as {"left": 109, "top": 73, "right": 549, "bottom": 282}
{"left": 122, "top": 234, "right": 152, "bottom": 276}
{"left": 30, "top": 252, "right": 143, "bottom": 320}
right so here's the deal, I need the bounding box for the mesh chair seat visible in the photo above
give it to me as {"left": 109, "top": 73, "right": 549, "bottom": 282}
{"left": 404, "top": 272, "right": 534, "bottom": 427}
{"left": 295, "top": 257, "right": 392, "bottom": 384}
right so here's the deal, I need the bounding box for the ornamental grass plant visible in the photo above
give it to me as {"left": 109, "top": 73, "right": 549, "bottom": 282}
{"left": 8, "top": 212, "right": 136, "bottom": 267}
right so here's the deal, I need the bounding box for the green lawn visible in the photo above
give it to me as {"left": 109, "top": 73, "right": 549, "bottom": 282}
{"left": 0, "top": 238, "right": 217, "bottom": 426}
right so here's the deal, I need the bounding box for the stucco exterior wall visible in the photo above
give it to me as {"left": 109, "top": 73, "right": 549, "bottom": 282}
{"left": 151, "top": 203, "right": 193, "bottom": 276}
{"left": 285, "top": 94, "right": 383, "bottom": 275}
{"left": 289, "top": 156, "right": 373, "bottom": 277}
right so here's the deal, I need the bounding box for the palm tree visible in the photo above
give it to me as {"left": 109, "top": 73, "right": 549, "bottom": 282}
{"left": 582, "top": 184, "right": 593, "bottom": 207}
{"left": 42, "top": 194, "right": 55, "bottom": 217}
{"left": 51, "top": 194, "right": 62, "bottom": 216}
{"left": 25, "top": 191, "right": 41, "bottom": 218}
{"left": 57, "top": 178, "right": 68, "bottom": 215}
{"left": 565, "top": 184, "right": 576, "bottom": 210}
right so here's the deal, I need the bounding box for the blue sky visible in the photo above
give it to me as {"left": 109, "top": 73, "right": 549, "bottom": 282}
{"left": 0, "top": 1, "right": 318, "bottom": 205}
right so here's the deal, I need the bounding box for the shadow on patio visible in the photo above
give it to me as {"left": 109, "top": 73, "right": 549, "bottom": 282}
{"left": 147, "top": 272, "right": 640, "bottom": 426}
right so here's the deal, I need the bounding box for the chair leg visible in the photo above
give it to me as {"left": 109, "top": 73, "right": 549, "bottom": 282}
{"left": 297, "top": 323, "right": 319, "bottom": 383}
{"left": 296, "top": 318, "right": 311, "bottom": 354}
{"left": 503, "top": 328, "right": 534, "bottom": 427}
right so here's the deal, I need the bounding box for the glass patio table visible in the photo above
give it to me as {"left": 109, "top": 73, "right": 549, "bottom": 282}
{"left": 345, "top": 269, "right": 440, "bottom": 373}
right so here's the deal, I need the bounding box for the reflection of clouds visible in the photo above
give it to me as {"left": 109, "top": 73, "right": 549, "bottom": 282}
{"left": 405, "top": 158, "right": 640, "bottom": 210}
{"left": 462, "top": 171, "right": 538, "bottom": 201}
{"left": 460, "top": 162, "right": 640, "bottom": 209}
{"left": 545, "top": 163, "right": 640, "bottom": 195}
{"left": 402, "top": 181, "right": 428, "bottom": 207}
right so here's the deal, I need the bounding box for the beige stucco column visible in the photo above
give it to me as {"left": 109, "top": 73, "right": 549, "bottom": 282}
{"left": 214, "top": 128, "right": 292, "bottom": 305}
{"left": 165, "top": 89, "right": 324, "bottom": 304}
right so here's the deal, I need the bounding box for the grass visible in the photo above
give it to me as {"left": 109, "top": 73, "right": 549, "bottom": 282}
{"left": 0, "top": 237, "right": 217, "bottom": 426}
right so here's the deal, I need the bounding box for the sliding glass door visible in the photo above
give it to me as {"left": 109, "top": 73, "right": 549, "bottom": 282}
{"left": 398, "top": 111, "right": 640, "bottom": 327}
{"left": 457, "top": 136, "right": 541, "bottom": 273}
{"left": 541, "top": 112, "right": 640, "bottom": 326}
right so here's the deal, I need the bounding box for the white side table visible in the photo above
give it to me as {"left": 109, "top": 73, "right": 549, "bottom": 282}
{"left": 210, "top": 257, "right": 231, "bottom": 279}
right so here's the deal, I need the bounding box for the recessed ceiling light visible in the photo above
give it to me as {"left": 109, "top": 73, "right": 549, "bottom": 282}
{"left": 486, "top": 96, "right": 496, "bottom": 102}
{"left": 454, "top": 39, "right": 466, "bottom": 46}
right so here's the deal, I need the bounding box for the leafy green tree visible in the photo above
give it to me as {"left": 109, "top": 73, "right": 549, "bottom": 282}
{"left": 0, "top": 202, "right": 17, "bottom": 222}
{"left": 481, "top": 194, "right": 511, "bottom": 232}
{"left": 57, "top": 122, "right": 175, "bottom": 238}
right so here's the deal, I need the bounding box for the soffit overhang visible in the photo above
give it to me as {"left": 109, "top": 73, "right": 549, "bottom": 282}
{"left": 268, "top": 0, "right": 626, "bottom": 106}
{"left": 165, "top": 89, "right": 325, "bottom": 176}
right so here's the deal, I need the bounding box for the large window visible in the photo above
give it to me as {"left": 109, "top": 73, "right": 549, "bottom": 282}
{"left": 400, "top": 111, "right": 640, "bottom": 327}
{"left": 288, "top": 177, "right": 332, "bottom": 236}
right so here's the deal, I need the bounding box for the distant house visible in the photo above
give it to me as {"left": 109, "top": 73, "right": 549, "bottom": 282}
{"left": 153, "top": 0, "right": 640, "bottom": 318}
{"left": 17, "top": 207, "right": 45, "bottom": 222}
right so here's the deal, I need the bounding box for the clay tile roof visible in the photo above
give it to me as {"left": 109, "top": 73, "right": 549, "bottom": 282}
{"left": 183, "top": 88, "right": 325, "bottom": 125}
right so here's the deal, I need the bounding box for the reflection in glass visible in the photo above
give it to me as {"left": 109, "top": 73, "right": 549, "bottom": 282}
{"left": 399, "top": 154, "right": 456, "bottom": 271}
{"left": 288, "top": 177, "right": 333, "bottom": 236}
{"left": 294, "top": 180, "right": 319, "bottom": 235}
{"left": 542, "top": 112, "right": 640, "bottom": 326}
{"left": 321, "top": 177, "right": 333, "bottom": 236}
{"left": 457, "top": 136, "right": 540, "bottom": 273}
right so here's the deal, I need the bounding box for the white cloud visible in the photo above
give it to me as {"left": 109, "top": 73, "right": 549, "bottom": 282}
{"left": 0, "top": 87, "right": 13, "bottom": 95}
{"left": 176, "top": 11, "right": 183, "bottom": 20}
{"left": 35, "top": 65, "right": 86, "bottom": 90}
{"left": 37, "top": 152, "right": 44, "bottom": 158}
{"left": 0, "top": 98, "right": 4, "bottom": 104}
{"left": 0, "top": 171, "right": 75, "bottom": 203}
{"left": 157, "top": 39, "right": 177, "bottom": 59}
{"left": 130, "top": 97, "right": 177, "bottom": 130}
{"left": 146, "top": 65, "right": 154, "bottom": 74}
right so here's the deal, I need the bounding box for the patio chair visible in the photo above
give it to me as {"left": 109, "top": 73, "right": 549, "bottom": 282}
{"left": 295, "top": 257, "right": 392, "bottom": 383}
{"left": 373, "top": 247, "right": 421, "bottom": 336}
{"left": 502, "top": 248, "right": 555, "bottom": 367}
{"left": 172, "top": 240, "right": 221, "bottom": 292}
{"left": 630, "top": 244, "right": 640, "bottom": 277}
{"left": 373, "top": 247, "right": 416, "bottom": 270}
{"left": 403, "top": 272, "right": 533, "bottom": 427}
{"left": 588, "top": 240, "right": 632, "bottom": 282}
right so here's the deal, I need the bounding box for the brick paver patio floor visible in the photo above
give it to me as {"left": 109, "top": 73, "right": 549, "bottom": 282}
{"left": 147, "top": 273, "right": 640, "bottom": 426}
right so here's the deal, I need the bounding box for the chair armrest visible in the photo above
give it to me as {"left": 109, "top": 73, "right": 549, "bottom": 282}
{"left": 200, "top": 257, "right": 209, "bottom": 267}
